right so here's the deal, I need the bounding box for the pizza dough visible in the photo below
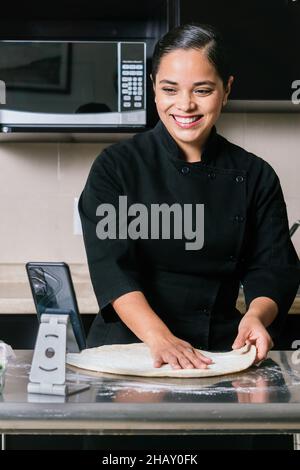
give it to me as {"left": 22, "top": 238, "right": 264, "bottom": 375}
{"left": 66, "top": 342, "right": 256, "bottom": 378}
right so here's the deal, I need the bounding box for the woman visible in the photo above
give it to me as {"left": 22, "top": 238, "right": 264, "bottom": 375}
{"left": 79, "top": 24, "right": 300, "bottom": 370}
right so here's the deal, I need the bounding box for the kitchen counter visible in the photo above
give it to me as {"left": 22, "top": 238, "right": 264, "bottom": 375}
{"left": 1, "top": 294, "right": 300, "bottom": 315}
{"left": 0, "top": 262, "right": 299, "bottom": 314}
{"left": 1, "top": 350, "right": 300, "bottom": 443}
{"left": 0, "top": 264, "right": 99, "bottom": 315}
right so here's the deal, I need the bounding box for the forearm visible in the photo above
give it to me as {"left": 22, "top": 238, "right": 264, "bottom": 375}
{"left": 243, "top": 296, "right": 278, "bottom": 327}
{"left": 111, "top": 290, "right": 172, "bottom": 344}
{"left": 112, "top": 291, "right": 212, "bottom": 369}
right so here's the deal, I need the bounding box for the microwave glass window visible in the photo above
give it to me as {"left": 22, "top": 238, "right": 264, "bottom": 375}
{"left": 0, "top": 42, "right": 118, "bottom": 113}
{"left": 0, "top": 41, "right": 146, "bottom": 127}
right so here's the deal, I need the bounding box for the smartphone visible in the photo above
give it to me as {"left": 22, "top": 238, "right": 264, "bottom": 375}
{"left": 26, "top": 262, "right": 86, "bottom": 350}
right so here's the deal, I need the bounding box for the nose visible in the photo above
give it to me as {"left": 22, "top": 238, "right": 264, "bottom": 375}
{"left": 175, "top": 92, "right": 197, "bottom": 112}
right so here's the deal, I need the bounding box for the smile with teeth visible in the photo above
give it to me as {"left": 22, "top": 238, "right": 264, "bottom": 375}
{"left": 172, "top": 114, "right": 203, "bottom": 128}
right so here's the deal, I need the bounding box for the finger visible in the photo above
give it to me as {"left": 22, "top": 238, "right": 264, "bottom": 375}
{"left": 193, "top": 349, "right": 213, "bottom": 364}
{"left": 162, "top": 352, "right": 184, "bottom": 370}
{"left": 255, "top": 337, "right": 269, "bottom": 363}
{"left": 198, "top": 354, "right": 213, "bottom": 364}
{"left": 254, "top": 342, "right": 268, "bottom": 363}
{"left": 180, "top": 343, "right": 213, "bottom": 363}
{"left": 153, "top": 357, "right": 164, "bottom": 368}
{"left": 168, "top": 356, "right": 183, "bottom": 370}
{"left": 178, "top": 354, "right": 196, "bottom": 369}
{"left": 180, "top": 352, "right": 208, "bottom": 370}
{"left": 232, "top": 337, "right": 247, "bottom": 349}
{"left": 232, "top": 330, "right": 248, "bottom": 349}
{"left": 154, "top": 352, "right": 183, "bottom": 370}
{"left": 185, "top": 348, "right": 212, "bottom": 367}
{"left": 170, "top": 350, "right": 200, "bottom": 369}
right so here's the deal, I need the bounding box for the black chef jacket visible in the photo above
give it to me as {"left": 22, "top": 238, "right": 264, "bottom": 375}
{"left": 79, "top": 120, "right": 300, "bottom": 351}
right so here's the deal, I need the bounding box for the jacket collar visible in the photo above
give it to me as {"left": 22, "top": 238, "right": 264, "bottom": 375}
{"left": 152, "top": 119, "right": 219, "bottom": 165}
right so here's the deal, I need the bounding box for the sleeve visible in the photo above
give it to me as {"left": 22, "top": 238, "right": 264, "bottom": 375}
{"left": 241, "top": 161, "right": 300, "bottom": 337}
{"left": 78, "top": 150, "right": 142, "bottom": 312}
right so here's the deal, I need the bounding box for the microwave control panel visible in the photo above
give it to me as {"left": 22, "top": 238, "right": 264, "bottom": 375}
{"left": 119, "top": 42, "right": 146, "bottom": 113}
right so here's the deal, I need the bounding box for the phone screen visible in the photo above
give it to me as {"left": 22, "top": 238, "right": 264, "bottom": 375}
{"left": 26, "top": 262, "right": 86, "bottom": 350}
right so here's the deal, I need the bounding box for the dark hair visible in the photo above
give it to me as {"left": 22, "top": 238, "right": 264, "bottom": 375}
{"left": 151, "top": 23, "right": 231, "bottom": 86}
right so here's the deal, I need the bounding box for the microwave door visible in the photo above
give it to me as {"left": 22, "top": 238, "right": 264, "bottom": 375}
{"left": 0, "top": 41, "right": 147, "bottom": 129}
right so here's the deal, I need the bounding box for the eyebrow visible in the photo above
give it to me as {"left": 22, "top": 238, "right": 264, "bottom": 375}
{"left": 159, "top": 79, "right": 216, "bottom": 86}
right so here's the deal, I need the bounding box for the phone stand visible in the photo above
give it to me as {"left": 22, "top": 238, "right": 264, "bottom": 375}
{"left": 27, "top": 311, "right": 89, "bottom": 396}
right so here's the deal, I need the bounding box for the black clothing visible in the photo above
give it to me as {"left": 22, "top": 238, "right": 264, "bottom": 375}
{"left": 79, "top": 120, "right": 300, "bottom": 350}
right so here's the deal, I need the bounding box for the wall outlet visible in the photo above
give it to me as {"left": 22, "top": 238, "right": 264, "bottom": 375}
{"left": 73, "top": 197, "right": 83, "bottom": 235}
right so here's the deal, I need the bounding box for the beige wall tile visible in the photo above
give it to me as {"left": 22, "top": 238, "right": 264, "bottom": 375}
{"left": 55, "top": 193, "right": 89, "bottom": 263}
{"left": 217, "top": 112, "right": 246, "bottom": 147}
{"left": 0, "top": 191, "right": 76, "bottom": 263}
{"left": 0, "top": 143, "right": 58, "bottom": 196}
{"left": 58, "top": 142, "right": 109, "bottom": 195}
{"left": 242, "top": 114, "right": 300, "bottom": 198}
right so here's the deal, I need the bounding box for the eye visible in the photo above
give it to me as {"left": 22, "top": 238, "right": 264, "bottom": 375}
{"left": 162, "top": 88, "right": 176, "bottom": 94}
{"left": 195, "top": 89, "right": 213, "bottom": 95}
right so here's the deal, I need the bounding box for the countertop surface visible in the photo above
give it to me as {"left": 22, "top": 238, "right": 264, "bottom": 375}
{"left": 1, "top": 295, "right": 299, "bottom": 315}
{"left": 1, "top": 350, "right": 300, "bottom": 434}
{"left": 0, "top": 264, "right": 299, "bottom": 314}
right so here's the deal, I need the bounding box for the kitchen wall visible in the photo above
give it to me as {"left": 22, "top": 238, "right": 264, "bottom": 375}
{"left": 0, "top": 113, "right": 299, "bottom": 311}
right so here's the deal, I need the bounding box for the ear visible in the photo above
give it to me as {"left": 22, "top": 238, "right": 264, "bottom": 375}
{"left": 223, "top": 75, "right": 234, "bottom": 106}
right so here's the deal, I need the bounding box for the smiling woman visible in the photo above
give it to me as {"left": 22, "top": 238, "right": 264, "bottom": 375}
{"left": 150, "top": 24, "right": 233, "bottom": 162}
{"left": 79, "top": 23, "right": 300, "bottom": 373}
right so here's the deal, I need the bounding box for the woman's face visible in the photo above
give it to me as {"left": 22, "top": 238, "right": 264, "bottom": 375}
{"left": 152, "top": 48, "right": 233, "bottom": 152}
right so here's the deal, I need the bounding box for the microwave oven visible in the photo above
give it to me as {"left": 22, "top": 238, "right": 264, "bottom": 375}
{"left": 0, "top": 40, "right": 147, "bottom": 132}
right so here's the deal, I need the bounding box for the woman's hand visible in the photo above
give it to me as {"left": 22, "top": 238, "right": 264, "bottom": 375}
{"left": 145, "top": 333, "right": 213, "bottom": 370}
{"left": 232, "top": 314, "right": 274, "bottom": 364}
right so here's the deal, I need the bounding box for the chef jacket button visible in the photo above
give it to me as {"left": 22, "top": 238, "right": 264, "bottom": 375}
{"left": 181, "top": 166, "right": 190, "bottom": 175}
{"left": 235, "top": 175, "right": 244, "bottom": 183}
{"left": 208, "top": 172, "right": 216, "bottom": 180}
{"left": 200, "top": 308, "right": 210, "bottom": 315}
{"left": 234, "top": 215, "right": 245, "bottom": 223}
